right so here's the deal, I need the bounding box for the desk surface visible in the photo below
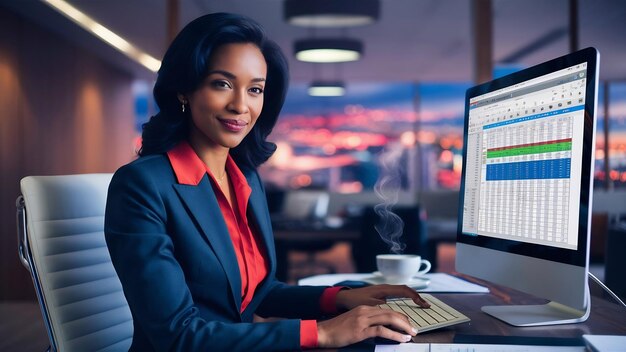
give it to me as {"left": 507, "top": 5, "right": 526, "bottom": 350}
{"left": 411, "top": 275, "right": 626, "bottom": 343}
{"left": 3, "top": 275, "right": 624, "bottom": 351}
{"left": 336, "top": 273, "right": 626, "bottom": 351}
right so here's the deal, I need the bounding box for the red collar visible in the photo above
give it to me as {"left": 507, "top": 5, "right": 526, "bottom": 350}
{"left": 167, "top": 141, "right": 207, "bottom": 185}
{"left": 167, "top": 141, "right": 250, "bottom": 195}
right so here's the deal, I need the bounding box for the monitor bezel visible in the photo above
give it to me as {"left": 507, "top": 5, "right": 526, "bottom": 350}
{"left": 457, "top": 47, "right": 599, "bottom": 268}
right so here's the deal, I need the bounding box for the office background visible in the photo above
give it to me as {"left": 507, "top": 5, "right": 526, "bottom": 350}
{"left": 1, "top": 0, "right": 625, "bottom": 304}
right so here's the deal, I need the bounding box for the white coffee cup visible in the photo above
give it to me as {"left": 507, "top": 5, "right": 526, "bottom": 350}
{"left": 376, "top": 254, "right": 431, "bottom": 284}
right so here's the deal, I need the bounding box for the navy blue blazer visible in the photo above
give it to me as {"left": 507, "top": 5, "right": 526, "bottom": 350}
{"left": 105, "top": 154, "right": 328, "bottom": 351}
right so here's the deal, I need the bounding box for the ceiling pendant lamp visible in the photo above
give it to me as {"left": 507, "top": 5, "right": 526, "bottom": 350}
{"left": 284, "top": 0, "right": 380, "bottom": 27}
{"left": 295, "top": 38, "right": 363, "bottom": 63}
{"left": 308, "top": 81, "right": 346, "bottom": 97}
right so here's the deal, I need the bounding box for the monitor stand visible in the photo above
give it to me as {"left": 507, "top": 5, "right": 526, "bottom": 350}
{"left": 481, "top": 285, "right": 591, "bottom": 326}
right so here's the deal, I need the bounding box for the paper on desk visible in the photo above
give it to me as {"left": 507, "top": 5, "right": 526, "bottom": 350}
{"left": 424, "top": 273, "right": 489, "bottom": 293}
{"left": 298, "top": 273, "right": 489, "bottom": 293}
{"left": 430, "top": 344, "right": 585, "bottom": 352}
{"left": 375, "top": 343, "right": 429, "bottom": 352}
{"left": 583, "top": 334, "right": 626, "bottom": 352}
{"left": 375, "top": 344, "right": 584, "bottom": 352}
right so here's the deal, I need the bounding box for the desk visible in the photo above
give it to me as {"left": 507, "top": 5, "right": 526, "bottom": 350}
{"left": 409, "top": 275, "right": 626, "bottom": 343}
{"left": 310, "top": 273, "right": 626, "bottom": 350}
{"left": 4, "top": 276, "right": 624, "bottom": 351}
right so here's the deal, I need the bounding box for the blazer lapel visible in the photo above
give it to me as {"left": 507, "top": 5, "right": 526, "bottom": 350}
{"left": 173, "top": 177, "right": 242, "bottom": 313}
{"left": 244, "top": 171, "right": 277, "bottom": 274}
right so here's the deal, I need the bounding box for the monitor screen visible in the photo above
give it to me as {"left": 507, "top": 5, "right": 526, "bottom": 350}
{"left": 456, "top": 47, "right": 599, "bottom": 326}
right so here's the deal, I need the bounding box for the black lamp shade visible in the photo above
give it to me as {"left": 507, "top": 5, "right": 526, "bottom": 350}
{"left": 284, "top": 0, "right": 380, "bottom": 27}
{"left": 308, "top": 81, "right": 346, "bottom": 96}
{"left": 294, "top": 38, "right": 363, "bottom": 63}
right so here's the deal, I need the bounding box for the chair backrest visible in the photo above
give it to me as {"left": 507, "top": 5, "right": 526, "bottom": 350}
{"left": 17, "top": 174, "right": 133, "bottom": 352}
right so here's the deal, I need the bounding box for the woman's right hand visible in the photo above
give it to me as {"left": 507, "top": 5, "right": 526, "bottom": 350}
{"left": 316, "top": 305, "right": 417, "bottom": 348}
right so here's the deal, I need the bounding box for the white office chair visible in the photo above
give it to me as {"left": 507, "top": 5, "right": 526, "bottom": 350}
{"left": 17, "top": 174, "right": 133, "bottom": 352}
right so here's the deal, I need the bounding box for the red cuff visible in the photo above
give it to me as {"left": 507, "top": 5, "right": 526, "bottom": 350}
{"left": 301, "top": 287, "right": 345, "bottom": 348}
{"left": 320, "top": 286, "right": 345, "bottom": 314}
{"left": 300, "top": 319, "right": 318, "bottom": 349}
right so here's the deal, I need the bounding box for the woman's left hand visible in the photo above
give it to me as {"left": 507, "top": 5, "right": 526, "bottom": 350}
{"left": 334, "top": 284, "right": 430, "bottom": 311}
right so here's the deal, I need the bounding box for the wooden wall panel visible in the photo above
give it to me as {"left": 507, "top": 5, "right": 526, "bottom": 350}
{"left": 0, "top": 9, "right": 137, "bottom": 300}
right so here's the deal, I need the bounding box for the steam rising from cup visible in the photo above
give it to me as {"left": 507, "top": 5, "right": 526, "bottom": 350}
{"left": 373, "top": 143, "right": 406, "bottom": 254}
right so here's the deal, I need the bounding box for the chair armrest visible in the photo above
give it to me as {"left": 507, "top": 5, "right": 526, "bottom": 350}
{"left": 16, "top": 195, "right": 29, "bottom": 269}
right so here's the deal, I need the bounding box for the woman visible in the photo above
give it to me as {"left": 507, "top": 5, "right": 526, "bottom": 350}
{"left": 105, "top": 13, "right": 428, "bottom": 351}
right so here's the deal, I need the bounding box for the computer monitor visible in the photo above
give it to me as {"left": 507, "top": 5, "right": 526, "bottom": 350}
{"left": 456, "top": 47, "right": 599, "bottom": 326}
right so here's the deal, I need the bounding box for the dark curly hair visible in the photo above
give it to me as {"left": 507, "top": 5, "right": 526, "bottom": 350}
{"left": 139, "top": 12, "right": 288, "bottom": 169}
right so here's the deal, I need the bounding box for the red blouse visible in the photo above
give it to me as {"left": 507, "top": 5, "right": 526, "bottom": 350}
{"left": 167, "top": 141, "right": 342, "bottom": 349}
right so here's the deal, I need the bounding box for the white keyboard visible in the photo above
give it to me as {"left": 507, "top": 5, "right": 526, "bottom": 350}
{"left": 378, "top": 294, "right": 470, "bottom": 333}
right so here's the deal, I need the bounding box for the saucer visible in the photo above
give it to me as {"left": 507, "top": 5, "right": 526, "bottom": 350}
{"left": 361, "top": 272, "right": 430, "bottom": 289}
